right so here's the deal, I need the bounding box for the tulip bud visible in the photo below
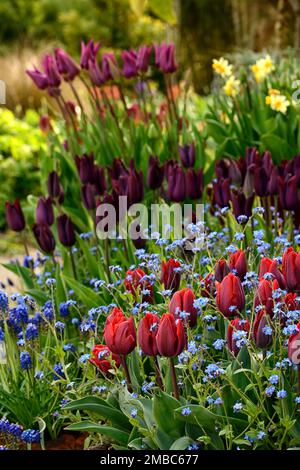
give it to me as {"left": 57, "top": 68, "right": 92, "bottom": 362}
{"left": 36, "top": 197, "right": 54, "bottom": 226}
{"left": 104, "top": 307, "right": 136, "bottom": 356}
{"left": 229, "top": 249, "right": 247, "bottom": 280}
{"left": 216, "top": 273, "right": 245, "bottom": 318}
{"left": 39, "top": 115, "right": 52, "bottom": 133}
{"left": 186, "top": 168, "right": 203, "bottom": 200}
{"left": 48, "top": 171, "right": 63, "bottom": 200}
{"left": 161, "top": 259, "right": 181, "bottom": 292}
{"left": 121, "top": 50, "right": 138, "bottom": 79}
{"left": 126, "top": 166, "right": 144, "bottom": 206}
{"left": 268, "top": 167, "right": 279, "bottom": 196}
{"left": 279, "top": 175, "right": 299, "bottom": 210}
{"left": 80, "top": 40, "right": 100, "bottom": 69}
{"left": 227, "top": 317, "right": 250, "bottom": 356}
{"left": 138, "top": 313, "right": 159, "bottom": 356}
{"left": 81, "top": 184, "right": 96, "bottom": 210}
{"left": 156, "top": 313, "right": 185, "bottom": 357}
{"left": 26, "top": 67, "right": 49, "bottom": 90}
{"left": 258, "top": 257, "right": 286, "bottom": 289}
{"left": 155, "top": 43, "right": 177, "bottom": 73}
{"left": 282, "top": 247, "right": 300, "bottom": 292}
{"left": 215, "top": 259, "right": 230, "bottom": 282}
{"left": 88, "top": 60, "right": 105, "bottom": 86}
{"left": 231, "top": 189, "right": 254, "bottom": 220}
{"left": 102, "top": 52, "right": 119, "bottom": 81}
{"left": 125, "top": 269, "right": 153, "bottom": 303}
{"left": 288, "top": 322, "right": 300, "bottom": 364}
{"left": 90, "top": 344, "right": 121, "bottom": 374}
{"left": 285, "top": 292, "right": 299, "bottom": 311}
{"left": 168, "top": 164, "right": 186, "bottom": 202}
{"left": 253, "top": 165, "right": 268, "bottom": 197}
{"left": 75, "top": 153, "right": 95, "bottom": 184}
{"left": 136, "top": 45, "right": 152, "bottom": 73}
{"left": 253, "top": 310, "right": 273, "bottom": 349}
{"left": 254, "top": 278, "right": 279, "bottom": 316}
{"left": 169, "top": 288, "right": 198, "bottom": 328}
{"left": 33, "top": 223, "right": 56, "bottom": 253}
{"left": 93, "top": 166, "right": 107, "bottom": 196}
{"left": 178, "top": 144, "right": 195, "bottom": 168}
{"left": 5, "top": 200, "right": 25, "bottom": 232}
{"left": 212, "top": 178, "right": 231, "bottom": 208}
{"left": 147, "top": 156, "right": 164, "bottom": 190}
{"left": 42, "top": 55, "right": 61, "bottom": 88}
{"left": 54, "top": 48, "right": 80, "bottom": 81}
{"left": 57, "top": 214, "right": 76, "bottom": 247}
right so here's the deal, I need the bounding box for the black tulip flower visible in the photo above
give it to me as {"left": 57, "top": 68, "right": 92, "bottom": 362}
{"left": 33, "top": 223, "right": 56, "bottom": 254}
{"left": 262, "top": 151, "right": 273, "bottom": 174}
{"left": 36, "top": 197, "right": 54, "bottom": 226}
{"left": 108, "top": 158, "right": 128, "bottom": 181}
{"left": 147, "top": 156, "right": 164, "bottom": 190}
{"left": 253, "top": 165, "right": 269, "bottom": 197}
{"left": 126, "top": 163, "right": 144, "bottom": 206}
{"left": 279, "top": 175, "right": 299, "bottom": 210}
{"left": 228, "top": 159, "right": 242, "bottom": 185}
{"left": 212, "top": 178, "right": 231, "bottom": 208}
{"left": 231, "top": 189, "right": 254, "bottom": 220}
{"left": 168, "top": 164, "right": 186, "bottom": 202}
{"left": 57, "top": 214, "right": 76, "bottom": 247}
{"left": 178, "top": 143, "right": 195, "bottom": 168}
{"left": 5, "top": 200, "right": 25, "bottom": 232}
{"left": 186, "top": 168, "right": 203, "bottom": 200}
{"left": 268, "top": 167, "right": 279, "bottom": 196}
{"left": 48, "top": 171, "right": 64, "bottom": 201}
{"left": 245, "top": 147, "right": 260, "bottom": 166}
{"left": 93, "top": 166, "right": 107, "bottom": 195}
{"left": 81, "top": 184, "right": 96, "bottom": 210}
{"left": 75, "top": 153, "right": 95, "bottom": 184}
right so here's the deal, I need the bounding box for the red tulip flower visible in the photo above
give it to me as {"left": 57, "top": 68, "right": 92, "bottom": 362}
{"left": 156, "top": 313, "right": 186, "bottom": 357}
{"left": 258, "top": 257, "right": 286, "bottom": 289}
{"left": 125, "top": 268, "right": 153, "bottom": 303}
{"left": 288, "top": 322, "right": 300, "bottom": 364}
{"left": 161, "top": 259, "right": 181, "bottom": 292}
{"left": 90, "top": 344, "right": 121, "bottom": 374}
{"left": 169, "top": 288, "right": 198, "bottom": 328}
{"left": 229, "top": 249, "right": 247, "bottom": 280}
{"left": 104, "top": 307, "right": 136, "bottom": 356}
{"left": 215, "top": 259, "right": 230, "bottom": 282}
{"left": 254, "top": 278, "right": 279, "bottom": 316}
{"left": 253, "top": 310, "right": 273, "bottom": 349}
{"left": 282, "top": 247, "right": 300, "bottom": 292}
{"left": 216, "top": 273, "right": 245, "bottom": 318}
{"left": 138, "top": 313, "right": 159, "bottom": 356}
{"left": 227, "top": 317, "right": 250, "bottom": 356}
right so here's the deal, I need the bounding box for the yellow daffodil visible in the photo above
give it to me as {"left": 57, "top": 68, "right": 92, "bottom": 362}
{"left": 212, "top": 57, "right": 233, "bottom": 78}
{"left": 266, "top": 91, "right": 289, "bottom": 114}
{"left": 251, "top": 54, "right": 274, "bottom": 83}
{"left": 223, "top": 75, "right": 240, "bottom": 97}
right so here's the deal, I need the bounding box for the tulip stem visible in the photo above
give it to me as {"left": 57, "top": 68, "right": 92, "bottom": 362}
{"left": 104, "top": 238, "right": 112, "bottom": 283}
{"left": 120, "top": 355, "right": 132, "bottom": 393}
{"left": 154, "top": 356, "right": 164, "bottom": 391}
{"left": 69, "top": 247, "right": 77, "bottom": 280}
{"left": 169, "top": 357, "right": 179, "bottom": 400}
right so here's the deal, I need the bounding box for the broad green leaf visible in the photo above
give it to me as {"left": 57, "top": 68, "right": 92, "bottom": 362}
{"left": 153, "top": 391, "right": 184, "bottom": 438}
{"left": 149, "top": 0, "right": 176, "bottom": 24}
{"left": 62, "top": 275, "right": 100, "bottom": 308}
{"left": 3, "top": 263, "right": 34, "bottom": 289}
{"left": 129, "top": 0, "right": 147, "bottom": 17}
{"left": 170, "top": 436, "right": 193, "bottom": 450}
{"left": 65, "top": 421, "right": 129, "bottom": 445}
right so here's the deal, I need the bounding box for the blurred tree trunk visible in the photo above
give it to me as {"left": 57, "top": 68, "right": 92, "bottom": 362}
{"left": 289, "top": 0, "right": 300, "bottom": 48}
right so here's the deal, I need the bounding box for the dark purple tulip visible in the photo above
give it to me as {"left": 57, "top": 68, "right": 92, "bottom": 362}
{"left": 178, "top": 143, "right": 195, "bottom": 168}
{"left": 215, "top": 259, "right": 230, "bottom": 282}
{"left": 245, "top": 147, "right": 260, "bottom": 166}
{"left": 102, "top": 52, "right": 119, "bottom": 81}
{"left": 228, "top": 159, "right": 242, "bottom": 184}
{"left": 57, "top": 214, "right": 76, "bottom": 247}
{"left": 108, "top": 158, "right": 128, "bottom": 180}
{"left": 26, "top": 67, "right": 49, "bottom": 90}
{"left": 253, "top": 310, "right": 273, "bottom": 349}
{"left": 94, "top": 166, "right": 107, "bottom": 195}
{"left": 33, "top": 223, "right": 56, "bottom": 253}
{"left": 242, "top": 165, "right": 255, "bottom": 198}
{"left": 121, "top": 50, "right": 138, "bottom": 78}
{"left": 231, "top": 189, "right": 254, "bottom": 220}
{"left": 168, "top": 164, "right": 186, "bottom": 202}
{"left": 215, "top": 159, "right": 229, "bottom": 179}
{"left": 293, "top": 155, "right": 300, "bottom": 187}
{"left": 268, "top": 167, "right": 279, "bottom": 196}
{"left": 279, "top": 175, "right": 299, "bottom": 210}
{"left": 36, "top": 197, "right": 54, "bottom": 226}
{"left": 253, "top": 165, "right": 268, "bottom": 197}
{"left": 42, "top": 55, "right": 61, "bottom": 88}
{"left": 81, "top": 184, "right": 96, "bottom": 210}
{"left": 5, "top": 200, "right": 25, "bottom": 232}
{"left": 80, "top": 40, "right": 100, "bottom": 69}
{"left": 147, "top": 155, "right": 164, "bottom": 190}
{"left": 47, "top": 171, "right": 64, "bottom": 201}
{"left": 155, "top": 43, "right": 177, "bottom": 73}
{"left": 54, "top": 48, "right": 80, "bottom": 81}
{"left": 186, "top": 168, "right": 203, "bottom": 200}
{"left": 126, "top": 163, "right": 144, "bottom": 206}
{"left": 262, "top": 151, "right": 273, "bottom": 174}
{"left": 75, "top": 153, "right": 95, "bottom": 184}
{"left": 136, "top": 45, "right": 152, "bottom": 73}
{"left": 88, "top": 60, "right": 105, "bottom": 86}
{"left": 213, "top": 178, "right": 231, "bottom": 208}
